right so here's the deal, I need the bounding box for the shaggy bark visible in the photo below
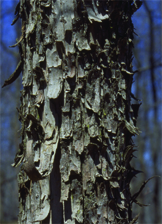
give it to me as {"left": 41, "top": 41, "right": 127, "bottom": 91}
{"left": 8, "top": 0, "right": 142, "bottom": 223}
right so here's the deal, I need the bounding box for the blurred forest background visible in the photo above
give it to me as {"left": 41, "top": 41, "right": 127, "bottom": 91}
{"left": 0, "top": 0, "right": 161, "bottom": 223}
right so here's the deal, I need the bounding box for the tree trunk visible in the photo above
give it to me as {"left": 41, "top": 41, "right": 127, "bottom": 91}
{"left": 10, "top": 0, "right": 142, "bottom": 223}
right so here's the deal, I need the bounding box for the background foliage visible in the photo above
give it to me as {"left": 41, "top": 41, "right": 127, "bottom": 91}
{"left": 0, "top": 0, "right": 161, "bottom": 223}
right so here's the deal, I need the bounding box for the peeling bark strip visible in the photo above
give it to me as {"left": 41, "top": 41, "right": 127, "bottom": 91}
{"left": 11, "top": 0, "right": 142, "bottom": 223}
{"left": 2, "top": 60, "right": 22, "bottom": 88}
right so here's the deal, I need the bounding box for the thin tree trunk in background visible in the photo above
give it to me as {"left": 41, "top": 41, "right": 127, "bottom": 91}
{"left": 9, "top": 0, "right": 142, "bottom": 223}
{"left": 130, "top": 55, "right": 145, "bottom": 223}
{"left": 143, "top": 0, "right": 157, "bottom": 117}
{"left": 142, "top": 1, "right": 161, "bottom": 223}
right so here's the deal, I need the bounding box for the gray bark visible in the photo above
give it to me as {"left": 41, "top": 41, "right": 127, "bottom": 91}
{"left": 9, "top": 0, "right": 142, "bottom": 223}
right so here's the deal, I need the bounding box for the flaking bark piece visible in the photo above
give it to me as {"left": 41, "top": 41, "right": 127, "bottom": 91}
{"left": 9, "top": 34, "right": 24, "bottom": 48}
{"left": 2, "top": 60, "right": 22, "bottom": 88}
{"left": 11, "top": 2, "right": 20, "bottom": 26}
{"left": 130, "top": 213, "right": 140, "bottom": 224}
{"left": 131, "top": 176, "right": 159, "bottom": 203}
{"left": 11, "top": 14, "right": 19, "bottom": 26}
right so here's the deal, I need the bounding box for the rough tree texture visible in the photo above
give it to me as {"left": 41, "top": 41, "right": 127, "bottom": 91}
{"left": 9, "top": 0, "right": 142, "bottom": 223}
